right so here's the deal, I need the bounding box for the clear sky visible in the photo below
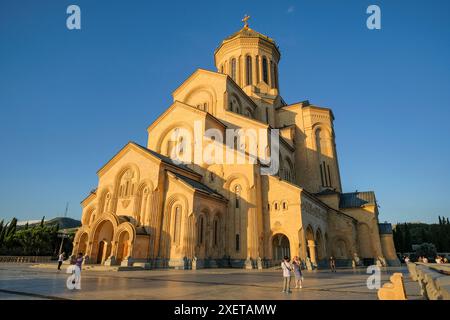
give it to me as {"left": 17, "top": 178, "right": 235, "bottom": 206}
{"left": 1, "top": 0, "right": 449, "bottom": 224}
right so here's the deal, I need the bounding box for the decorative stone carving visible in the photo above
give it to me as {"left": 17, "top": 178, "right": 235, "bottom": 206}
{"left": 301, "top": 198, "right": 327, "bottom": 222}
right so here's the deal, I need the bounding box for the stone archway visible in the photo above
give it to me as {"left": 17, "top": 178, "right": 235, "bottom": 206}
{"left": 78, "top": 232, "right": 88, "bottom": 256}
{"left": 315, "top": 229, "right": 324, "bottom": 261}
{"left": 116, "top": 231, "right": 130, "bottom": 264}
{"left": 91, "top": 220, "right": 114, "bottom": 265}
{"left": 272, "top": 234, "right": 290, "bottom": 264}
{"left": 305, "top": 225, "right": 317, "bottom": 265}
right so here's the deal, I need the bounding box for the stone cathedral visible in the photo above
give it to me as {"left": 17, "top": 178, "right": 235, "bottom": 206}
{"left": 72, "top": 18, "right": 399, "bottom": 269}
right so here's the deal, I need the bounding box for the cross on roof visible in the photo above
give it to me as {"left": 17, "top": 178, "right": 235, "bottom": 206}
{"left": 242, "top": 14, "right": 250, "bottom": 28}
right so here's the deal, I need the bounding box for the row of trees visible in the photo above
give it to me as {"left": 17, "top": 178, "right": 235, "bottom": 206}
{"left": 393, "top": 216, "right": 450, "bottom": 253}
{"left": 0, "top": 217, "right": 72, "bottom": 256}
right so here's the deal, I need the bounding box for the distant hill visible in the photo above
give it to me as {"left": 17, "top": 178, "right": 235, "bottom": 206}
{"left": 45, "top": 217, "right": 81, "bottom": 229}
{"left": 17, "top": 217, "right": 81, "bottom": 230}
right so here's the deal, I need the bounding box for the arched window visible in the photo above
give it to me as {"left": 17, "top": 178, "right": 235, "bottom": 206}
{"left": 231, "top": 58, "right": 237, "bottom": 81}
{"left": 220, "top": 64, "right": 224, "bottom": 73}
{"left": 173, "top": 206, "right": 181, "bottom": 245}
{"left": 119, "top": 169, "right": 136, "bottom": 199}
{"left": 203, "top": 103, "right": 208, "bottom": 112}
{"left": 235, "top": 185, "right": 241, "bottom": 209}
{"left": 214, "top": 219, "right": 218, "bottom": 246}
{"left": 262, "top": 57, "right": 268, "bottom": 83}
{"left": 198, "top": 216, "right": 204, "bottom": 245}
{"left": 246, "top": 55, "right": 252, "bottom": 86}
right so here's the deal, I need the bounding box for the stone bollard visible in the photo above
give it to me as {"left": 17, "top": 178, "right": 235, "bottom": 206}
{"left": 377, "top": 273, "right": 407, "bottom": 300}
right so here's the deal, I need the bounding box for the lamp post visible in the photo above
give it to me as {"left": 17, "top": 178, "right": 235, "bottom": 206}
{"left": 58, "top": 229, "right": 69, "bottom": 256}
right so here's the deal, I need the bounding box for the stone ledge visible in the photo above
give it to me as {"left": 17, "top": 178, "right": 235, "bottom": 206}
{"left": 407, "top": 262, "right": 450, "bottom": 300}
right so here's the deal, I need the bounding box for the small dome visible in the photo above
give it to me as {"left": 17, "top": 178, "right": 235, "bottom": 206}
{"left": 223, "top": 26, "right": 276, "bottom": 44}
{"left": 215, "top": 26, "right": 280, "bottom": 56}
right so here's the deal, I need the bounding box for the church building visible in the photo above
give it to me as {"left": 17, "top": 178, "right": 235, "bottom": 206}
{"left": 72, "top": 17, "right": 399, "bottom": 269}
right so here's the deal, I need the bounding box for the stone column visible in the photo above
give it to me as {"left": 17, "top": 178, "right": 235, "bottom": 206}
{"left": 239, "top": 55, "right": 244, "bottom": 87}
{"left": 259, "top": 56, "right": 263, "bottom": 83}
{"left": 307, "top": 240, "right": 317, "bottom": 265}
{"left": 252, "top": 55, "right": 257, "bottom": 86}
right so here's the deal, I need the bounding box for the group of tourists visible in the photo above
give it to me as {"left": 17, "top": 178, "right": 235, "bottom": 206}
{"left": 281, "top": 255, "right": 339, "bottom": 293}
{"left": 280, "top": 256, "right": 304, "bottom": 294}
{"left": 403, "top": 255, "right": 448, "bottom": 264}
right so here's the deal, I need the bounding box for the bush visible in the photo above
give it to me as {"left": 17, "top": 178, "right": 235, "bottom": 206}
{"left": 415, "top": 243, "right": 437, "bottom": 260}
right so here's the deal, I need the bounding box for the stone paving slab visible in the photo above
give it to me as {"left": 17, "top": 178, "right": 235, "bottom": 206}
{"left": 0, "top": 264, "right": 422, "bottom": 300}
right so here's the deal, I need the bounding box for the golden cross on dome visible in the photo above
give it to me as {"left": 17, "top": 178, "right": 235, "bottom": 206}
{"left": 242, "top": 14, "right": 250, "bottom": 28}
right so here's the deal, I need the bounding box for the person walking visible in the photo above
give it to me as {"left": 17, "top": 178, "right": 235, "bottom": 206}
{"left": 281, "top": 256, "right": 292, "bottom": 294}
{"left": 292, "top": 256, "right": 303, "bottom": 289}
{"left": 57, "top": 252, "right": 65, "bottom": 270}
{"left": 73, "top": 252, "right": 84, "bottom": 290}
{"left": 329, "top": 256, "right": 336, "bottom": 272}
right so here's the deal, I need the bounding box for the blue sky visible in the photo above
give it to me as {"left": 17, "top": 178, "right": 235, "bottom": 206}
{"left": 0, "top": 0, "right": 449, "bottom": 224}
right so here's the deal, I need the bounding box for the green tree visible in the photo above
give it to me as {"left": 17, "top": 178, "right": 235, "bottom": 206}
{"left": 403, "top": 223, "right": 412, "bottom": 252}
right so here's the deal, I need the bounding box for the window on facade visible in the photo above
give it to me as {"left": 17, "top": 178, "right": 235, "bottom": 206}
{"left": 173, "top": 206, "right": 181, "bottom": 245}
{"left": 203, "top": 103, "right": 208, "bottom": 112}
{"left": 262, "top": 57, "right": 268, "bottom": 83}
{"left": 214, "top": 220, "right": 218, "bottom": 246}
{"left": 320, "top": 163, "right": 325, "bottom": 187}
{"left": 274, "top": 202, "right": 278, "bottom": 210}
{"left": 282, "top": 202, "right": 287, "bottom": 210}
{"left": 231, "top": 58, "right": 237, "bottom": 81}
{"left": 267, "top": 203, "right": 270, "bottom": 211}
{"left": 198, "top": 216, "right": 204, "bottom": 245}
{"left": 235, "top": 234, "right": 240, "bottom": 251}
{"left": 246, "top": 56, "right": 252, "bottom": 86}
{"left": 327, "top": 164, "right": 332, "bottom": 187}
{"left": 235, "top": 185, "right": 241, "bottom": 209}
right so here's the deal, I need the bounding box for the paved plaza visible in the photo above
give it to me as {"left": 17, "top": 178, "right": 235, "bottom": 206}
{"left": 0, "top": 264, "right": 422, "bottom": 300}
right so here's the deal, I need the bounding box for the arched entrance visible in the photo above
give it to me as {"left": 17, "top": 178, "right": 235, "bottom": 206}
{"left": 315, "top": 229, "right": 324, "bottom": 261}
{"left": 78, "top": 233, "right": 88, "bottom": 256}
{"left": 305, "top": 225, "right": 317, "bottom": 265}
{"left": 272, "top": 234, "right": 290, "bottom": 263}
{"left": 91, "top": 220, "right": 114, "bottom": 265}
{"left": 116, "top": 231, "right": 130, "bottom": 263}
